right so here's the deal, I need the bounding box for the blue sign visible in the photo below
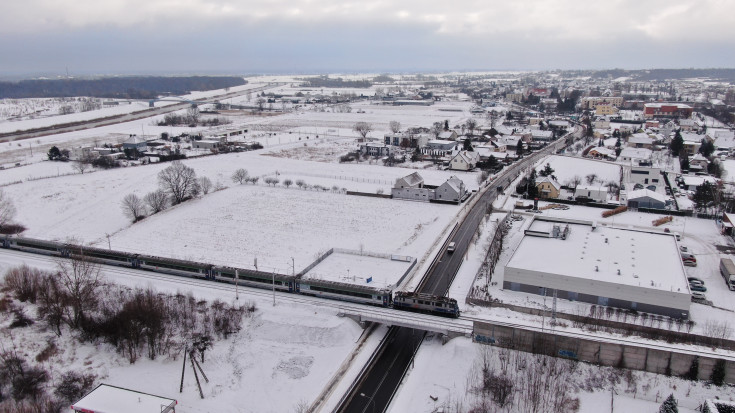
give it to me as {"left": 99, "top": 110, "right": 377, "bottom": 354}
{"left": 366, "top": 277, "right": 372, "bottom": 283}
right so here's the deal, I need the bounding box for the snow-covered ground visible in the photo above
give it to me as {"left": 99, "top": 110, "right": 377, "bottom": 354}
{"left": 535, "top": 154, "right": 622, "bottom": 186}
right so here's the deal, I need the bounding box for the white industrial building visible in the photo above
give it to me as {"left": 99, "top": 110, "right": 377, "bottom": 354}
{"left": 504, "top": 217, "right": 691, "bottom": 318}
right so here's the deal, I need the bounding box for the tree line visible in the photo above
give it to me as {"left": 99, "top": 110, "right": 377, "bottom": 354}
{"left": 0, "top": 76, "right": 246, "bottom": 99}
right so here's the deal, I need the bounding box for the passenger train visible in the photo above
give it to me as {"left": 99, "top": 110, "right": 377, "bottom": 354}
{"left": 0, "top": 236, "right": 460, "bottom": 318}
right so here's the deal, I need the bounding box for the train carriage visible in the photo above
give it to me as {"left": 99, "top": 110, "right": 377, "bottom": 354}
{"left": 299, "top": 278, "right": 392, "bottom": 307}
{"left": 212, "top": 266, "right": 297, "bottom": 292}
{"left": 66, "top": 244, "right": 138, "bottom": 268}
{"left": 136, "top": 254, "right": 212, "bottom": 279}
{"left": 4, "top": 237, "right": 69, "bottom": 257}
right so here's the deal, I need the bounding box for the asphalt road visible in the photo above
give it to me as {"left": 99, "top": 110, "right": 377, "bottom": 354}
{"left": 335, "top": 128, "right": 580, "bottom": 413}
{"left": 338, "top": 327, "right": 425, "bottom": 413}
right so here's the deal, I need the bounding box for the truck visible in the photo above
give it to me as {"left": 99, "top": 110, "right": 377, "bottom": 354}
{"left": 720, "top": 258, "right": 735, "bottom": 291}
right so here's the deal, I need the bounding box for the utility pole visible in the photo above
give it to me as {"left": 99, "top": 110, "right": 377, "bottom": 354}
{"left": 105, "top": 234, "right": 111, "bottom": 250}
{"left": 272, "top": 269, "right": 276, "bottom": 306}
{"left": 235, "top": 269, "right": 239, "bottom": 300}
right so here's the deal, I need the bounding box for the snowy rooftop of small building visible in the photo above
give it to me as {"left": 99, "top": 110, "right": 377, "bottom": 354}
{"left": 301, "top": 250, "right": 413, "bottom": 289}
{"left": 71, "top": 384, "right": 176, "bottom": 413}
{"left": 507, "top": 218, "right": 688, "bottom": 292}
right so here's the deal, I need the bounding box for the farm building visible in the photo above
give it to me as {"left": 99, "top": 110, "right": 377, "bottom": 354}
{"left": 504, "top": 217, "right": 691, "bottom": 318}
{"left": 71, "top": 384, "right": 177, "bottom": 413}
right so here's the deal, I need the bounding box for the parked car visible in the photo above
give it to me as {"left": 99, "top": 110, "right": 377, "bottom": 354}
{"left": 690, "top": 284, "right": 707, "bottom": 292}
{"left": 691, "top": 291, "right": 707, "bottom": 301}
{"left": 689, "top": 280, "right": 704, "bottom": 288}
{"left": 683, "top": 260, "right": 697, "bottom": 267}
{"left": 679, "top": 245, "right": 688, "bottom": 253}
{"left": 687, "top": 276, "right": 704, "bottom": 284}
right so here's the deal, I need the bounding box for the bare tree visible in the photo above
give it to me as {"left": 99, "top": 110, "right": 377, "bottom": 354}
{"left": 431, "top": 121, "right": 444, "bottom": 138}
{"left": 256, "top": 97, "right": 266, "bottom": 111}
{"left": 296, "top": 179, "right": 306, "bottom": 189}
{"left": 121, "top": 194, "right": 146, "bottom": 222}
{"left": 157, "top": 160, "right": 199, "bottom": 205}
{"left": 569, "top": 175, "right": 582, "bottom": 191}
{"left": 0, "top": 189, "right": 16, "bottom": 230}
{"left": 248, "top": 176, "right": 260, "bottom": 185}
{"left": 585, "top": 173, "right": 598, "bottom": 185}
{"left": 284, "top": 179, "right": 293, "bottom": 188}
{"left": 72, "top": 160, "right": 91, "bottom": 174}
{"left": 186, "top": 106, "right": 200, "bottom": 125}
{"left": 199, "top": 176, "right": 212, "bottom": 194}
{"left": 145, "top": 190, "right": 168, "bottom": 213}
{"left": 465, "top": 118, "right": 478, "bottom": 137}
{"left": 389, "top": 120, "right": 401, "bottom": 134}
{"left": 57, "top": 250, "right": 103, "bottom": 328}
{"left": 353, "top": 122, "right": 373, "bottom": 140}
{"left": 231, "top": 168, "right": 249, "bottom": 184}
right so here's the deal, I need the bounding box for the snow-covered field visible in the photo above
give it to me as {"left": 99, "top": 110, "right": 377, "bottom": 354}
{"left": 2, "top": 77, "right": 735, "bottom": 412}
{"left": 535, "top": 154, "right": 622, "bottom": 186}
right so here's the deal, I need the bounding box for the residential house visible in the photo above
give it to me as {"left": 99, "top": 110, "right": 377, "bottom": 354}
{"left": 678, "top": 119, "right": 700, "bottom": 132}
{"left": 423, "top": 140, "right": 458, "bottom": 157}
{"left": 70, "top": 146, "right": 96, "bottom": 161}
{"left": 627, "top": 165, "right": 662, "bottom": 187}
{"left": 711, "top": 130, "right": 735, "bottom": 153}
{"left": 588, "top": 147, "right": 616, "bottom": 160}
{"left": 122, "top": 135, "right": 148, "bottom": 152}
{"left": 689, "top": 153, "right": 709, "bottom": 173}
{"left": 449, "top": 150, "right": 479, "bottom": 171}
{"left": 536, "top": 176, "right": 561, "bottom": 199}
{"left": 394, "top": 172, "right": 424, "bottom": 189}
{"left": 531, "top": 130, "right": 554, "bottom": 143}
{"left": 574, "top": 184, "right": 608, "bottom": 203}
{"left": 434, "top": 176, "right": 467, "bottom": 202}
{"left": 360, "top": 142, "right": 392, "bottom": 157}
{"left": 618, "top": 147, "right": 652, "bottom": 164}
{"left": 681, "top": 132, "right": 706, "bottom": 156}
{"left": 391, "top": 173, "right": 467, "bottom": 204}
{"left": 438, "top": 131, "right": 458, "bottom": 140}
{"left": 627, "top": 133, "right": 653, "bottom": 149}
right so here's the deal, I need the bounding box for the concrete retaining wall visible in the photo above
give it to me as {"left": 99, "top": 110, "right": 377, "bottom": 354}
{"left": 474, "top": 321, "right": 735, "bottom": 384}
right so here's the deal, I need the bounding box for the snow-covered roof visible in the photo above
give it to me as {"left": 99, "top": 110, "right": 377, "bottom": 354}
{"left": 536, "top": 176, "right": 560, "bottom": 189}
{"left": 124, "top": 135, "right": 147, "bottom": 145}
{"left": 589, "top": 147, "right": 616, "bottom": 156}
{"left": 627, "top": 188, "right": 666, "bottom": 203}
{"left": 681, "top": 175, "right": 718, "bottom": 187}
{"left": 399, "top": 172, "right": 424, "bottom": 187}
{"left": 507, "top": 218, "right": 689, "bottom": 293}
{"left": 619, "top": 147, "right": 652, "bottom": 160}
{"left": 71, "top": 384, "right": 176, "bottom": 413}
{"left": 628, "top": 133, "right": 653, "bottom": 145}
{"left": 681, "top": 132, "right": 704, "bottom": 143}
{"left": 438, "top": 131, "right": 456, "bottom": 139}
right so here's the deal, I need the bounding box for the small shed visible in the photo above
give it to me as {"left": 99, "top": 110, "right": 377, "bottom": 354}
{"left": 71, "top": 384, "right": 177, "bottom": 413}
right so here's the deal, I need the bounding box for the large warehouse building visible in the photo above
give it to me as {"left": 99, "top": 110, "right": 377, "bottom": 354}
{"left": 504, "top": 217, "right": 691, "bottom": 318}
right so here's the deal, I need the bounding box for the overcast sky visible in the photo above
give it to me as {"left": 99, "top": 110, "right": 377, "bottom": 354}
{"left": 1, "top": 0, "right": 734, "bottom": 77}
